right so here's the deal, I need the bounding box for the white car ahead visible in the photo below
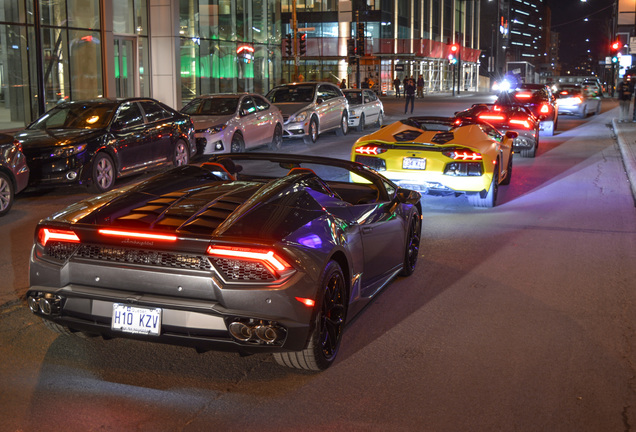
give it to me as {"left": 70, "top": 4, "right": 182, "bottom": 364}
{"left": 343, "top": 89, "right": 384, "bottom": 132}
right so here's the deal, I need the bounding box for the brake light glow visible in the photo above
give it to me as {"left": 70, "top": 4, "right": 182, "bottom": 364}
{"left": 38, "top": 228, "right": 80, "bottom": 246}
{"left": 509, "top": 118, "right": 531, "bottom": 129}
{"left": 493, "top": 105, "right": 502, "bottom": 111}
{"left": 479, "top": 114, "right": 506, "bottom": 122}
{"left": 207, "top": 246, "right": 291, "bottom": 272}
{"left": 443, "top": 150, "right": 482, "bottom": 161}
{"left": 515, "top": 92, "right": 533, "bottom": 99}
{"left": 295, "top": 297, "right": 316, "bottom": 307}
{"left": 98, "top": 229, "right": 177, "bottom": 242}
{"left": 540, "top": 103, "right": 550, "bottom": 114}
{"left": 355, "top": 145, "right": 387, "bottom": 155}
{"left": 573, "top": 96, "right": 583, "bottom": 104}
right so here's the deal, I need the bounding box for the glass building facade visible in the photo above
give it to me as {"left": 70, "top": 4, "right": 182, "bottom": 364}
{"left": 0, "top": 0, "right": 479, "bottom": 131}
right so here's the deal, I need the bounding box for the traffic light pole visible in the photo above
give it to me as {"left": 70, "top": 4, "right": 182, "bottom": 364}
{"left": 355, "top": 11, "right": 360, "bottom": 89}
{"left": 292, "top": 0, "right": 298, "bottom": 81}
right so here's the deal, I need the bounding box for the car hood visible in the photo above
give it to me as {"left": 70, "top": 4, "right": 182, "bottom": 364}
{"left": 16, "top": 128, "right": 105, "bottom": 149}
{"left": 273, "top": 102, "right": 314, "bottom": 116}
{"left": 44, "top": 164, "right": 327, "bottom": 242}
{"left": 190, "top": 115, "right": 234, "bottom": 130}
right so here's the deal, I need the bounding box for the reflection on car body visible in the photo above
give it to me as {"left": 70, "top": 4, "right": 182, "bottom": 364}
{"left": 16, "top": 98, "right": 196, "bottom": 193}
{"left": 555, "top": 85, "right": 601, "bottom": 118}
{"left": 0, "top": 133, "right": 29, "bottom": 216}
{"left": 181, "top": 93, "right": 284, "bottom": 154}
{"left": 266, "top": 82, "right": 349, "bottom": 145}
{"left": 26, "top": 153, "right": 421, "bottom": 371}
{"left": 496, "top": 84, "right": 558, "bottom": 136}
{"left": 351, "top": 116, "right": 515, "bottom": 207}
{"left": 343, "top": 89, "right": 384, "bottom": 132}
{"left": 455, "top": 103, "right": 540, "bottom": 158}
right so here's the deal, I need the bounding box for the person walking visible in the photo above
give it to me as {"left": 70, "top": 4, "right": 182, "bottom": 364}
{"left": 393, "top": 77, "right": 401, "bottom": 98}
{"left": 340, "top": 79, "right": 347, "bottom": 89}
{"left": 618, "top": 78, "right": 633, "bottom": 121}
{"left": 404, "top": 78, "right": 416, "bottom": 114}
{"left": 416, "top": 75, "right": 424, "bottom": 98}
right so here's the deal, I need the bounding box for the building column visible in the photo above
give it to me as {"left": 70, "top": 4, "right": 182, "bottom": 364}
{"left": 148, "top": 0, "right": 181, "bottom": 108}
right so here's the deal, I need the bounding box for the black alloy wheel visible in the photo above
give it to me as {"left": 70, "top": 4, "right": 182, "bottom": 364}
{"left": 500, "top": 154, "right": 513, "bottom": 185}
{"left": 230, "top": 133, "right": 245, "bottom": 153}
{"left": 399, "top": 211, "right": 421, "bottom": 277}
{"left": 273, "top": 261, "right": 347, "bottom": 371}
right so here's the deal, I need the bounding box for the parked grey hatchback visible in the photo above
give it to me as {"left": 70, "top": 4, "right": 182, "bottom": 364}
{"left": 266, "top": 82, "right": 349, "bottom": 144}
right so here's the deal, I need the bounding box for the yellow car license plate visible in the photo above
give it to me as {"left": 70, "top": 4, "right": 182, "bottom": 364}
{"left": 402, "top": 157, "right": 426, "bottom": 170}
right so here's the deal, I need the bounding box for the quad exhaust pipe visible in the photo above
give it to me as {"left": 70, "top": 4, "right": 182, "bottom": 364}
{"left": 228, "top": 320, "right": 285, "bottom": 345}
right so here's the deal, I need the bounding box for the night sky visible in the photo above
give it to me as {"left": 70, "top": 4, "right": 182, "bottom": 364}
{"left": 547, "top": 0, "right": 614, "bottom": 70}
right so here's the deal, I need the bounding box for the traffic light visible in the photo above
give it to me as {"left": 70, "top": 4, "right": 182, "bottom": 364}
{"left": 347, "top": 38, "right": 355, "bottom": 57}
{"left": 285, "top": 33, "right": 292, "bottom": 56}
{"left": 448, "top": 44, "right": 459, "bottom": 65}
{"left": 611, "top": 41, "right": 620, "bottom": 51}
{"left": 611, "top": 41, "right": 621, "bottom": 64}
{"left": 356, "top": 22, "right": 365, "bottom": 56}
{"left": 298, "top": 33, "right": 306, "bottom": 56}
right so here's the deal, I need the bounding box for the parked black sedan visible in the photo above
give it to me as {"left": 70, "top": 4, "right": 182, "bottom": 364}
{"left": 0, "top": 133, "right": 29, "bottom": 216}
{"left": 16, "top": 98, "right": 195, "bottom": 193}
{"left": 26, "top": 154, "right": 421, "bottom": 371}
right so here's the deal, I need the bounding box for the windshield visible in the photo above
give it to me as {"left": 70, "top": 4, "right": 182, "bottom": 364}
{"left": 344, "top": 92, "right": 362, "bottom": 105}
{"left": 266, "top": 85, "right": 315, "bottom": 103}
{"left": 28, "top": 104, "right": 116, "bottom": 130}
{"left": 181, "top": 97, "right": 239, "bottom": 116}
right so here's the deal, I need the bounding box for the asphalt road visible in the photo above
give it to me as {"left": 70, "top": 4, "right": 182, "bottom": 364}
{"left": 2, "top": 95, "right": 636, "bottom": 431}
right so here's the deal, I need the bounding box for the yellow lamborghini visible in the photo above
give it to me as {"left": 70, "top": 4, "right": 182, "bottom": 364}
{"left": 351, "top": 116, "right": 516, "bottom": 207}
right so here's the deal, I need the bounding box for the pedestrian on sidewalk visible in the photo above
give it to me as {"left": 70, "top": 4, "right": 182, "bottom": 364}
{"left": 618, "top": 78, "right": 633, "bottom": 122}
{"left": 416, "top": 75, "right": 424, "bottom": 98}
{"left": 393, "top": 77, "right": 401, "bottom": 98}
{"left": 404, "top": 78, "right": 416, "bottom": 114}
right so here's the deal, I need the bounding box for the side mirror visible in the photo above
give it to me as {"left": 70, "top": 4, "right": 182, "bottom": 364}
{"left": 395, "top": 187, "right": 421, "bottom": 204}
{"left": 316, "top": 97, "right": 324, "bottom": 104}
{"left": 505, "top": 131, "right": 519, "bottom": 139}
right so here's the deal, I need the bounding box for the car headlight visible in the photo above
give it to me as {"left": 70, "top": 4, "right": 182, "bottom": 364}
{"left": 207, "top": 124, "right": 227, "bottom": 134}
{"left": 51, "top": 144, "right": 87, "bottom": 158}
{"left": 294, "top": 111, "right": 308, "bottom": 122}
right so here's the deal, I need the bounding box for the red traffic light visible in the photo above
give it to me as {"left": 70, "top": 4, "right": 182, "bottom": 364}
{"left": 450, "top": 44, "right": 459, "bottom": 53}
{"left": 611, "top": 41, "right": 620, "bottom": 51}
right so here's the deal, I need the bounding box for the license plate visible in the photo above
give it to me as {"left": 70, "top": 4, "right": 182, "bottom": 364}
{"left": 112, "top": 303, "right": 162, "bottom": 336}
{"left": 403, "top": 157, "right": 426, "bottom": 170}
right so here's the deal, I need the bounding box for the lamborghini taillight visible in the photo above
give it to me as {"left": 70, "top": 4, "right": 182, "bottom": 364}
{"left": 37, "top": 227, "right": 80, "bottom": 247}
{"left": 442, "top": 149, "right": 482, "bottom": 161}
{"left": 540, "top": 103, "right": 550, "bottom": 114}
{"left": 98, "top": 228, "right": 177, "bottom": 242}
{"left": 509, "top": 118, "right": 531, "bottom": 129}
{"left": 478, "top": 113, "right": 506, "bottom": 122}
{"left": 355, "top": 145, "right": 387, "bottom": 155}
{"left": 207, "top": 245, "right": 295, "bottom": 282}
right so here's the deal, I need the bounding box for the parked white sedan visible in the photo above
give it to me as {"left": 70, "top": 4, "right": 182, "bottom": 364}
{"left": 343, "top": 89, "right": 384, "bottom": 132}
{"left": 181, "top": 94, "right": 284, "bottom": 154}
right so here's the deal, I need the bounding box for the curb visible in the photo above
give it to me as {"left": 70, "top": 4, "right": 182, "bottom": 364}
{"left": 612, "top": 117, "right": 636, "bottom": 203}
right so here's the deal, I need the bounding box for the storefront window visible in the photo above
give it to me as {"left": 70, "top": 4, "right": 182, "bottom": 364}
{"left": 68, "top": 0, "right": 100, "bottom": 29}
{"left": 0, "top": 24, "right": 33, "bottom": 128}
{"left": 69, "top": 30, "right": 102, "bottom": 100}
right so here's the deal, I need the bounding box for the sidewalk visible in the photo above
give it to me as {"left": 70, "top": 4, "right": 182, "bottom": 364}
{"left": 612, "top": 117, "right": 636, "bottom": 201}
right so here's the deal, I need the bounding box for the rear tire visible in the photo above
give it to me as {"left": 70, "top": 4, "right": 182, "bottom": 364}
{"left": 579, "top": 106, "right": 587, "bottom": 119}
{"left": 335, "top": 112, "right": 348, "bottom": 136}
{"left": 376, "top": 111, "right": 384, "bottom": 128}
{"left": 356, "top": 114, "right": 365, "bottom": 132}
{"left": 268, "top": 124, "right": 283, "bottom": 151}
{"left": 500, "top": 155, "right": 513, "bottom": 185}
{"left": 468, "top": 169, "right": 498, "bottom": 208}
{"left": 399, "top": 211, "right": 421, "bottom": 277}
{"left": 273, "top": 261, "right": 347, "bottom": 371}
{"left": 0, "top": 171, "right": 14, "bottom": 216}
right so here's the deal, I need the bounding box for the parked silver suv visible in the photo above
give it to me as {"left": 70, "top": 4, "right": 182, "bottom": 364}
{"left": 266, "top": 82, "right": 349, "bottom": 144}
